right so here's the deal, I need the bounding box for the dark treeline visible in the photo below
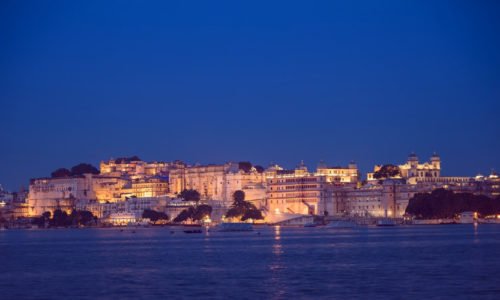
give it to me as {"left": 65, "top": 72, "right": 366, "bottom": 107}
{"left": 173, "top": 205, "right": 212, "bottom": 223}
{"left": 114, "top": 156, "right": 141, "bottom": 164}
{"left": 406, "top": 189, "right": 500, "bottom": 219}
{"left": 238, "top": 161, "right": 264, "bottom": 173}
{"left": 142, "top": 209, "right": 168, "bottom": 224}
{"left": 179, "top": 189, "right": 201, "bottom": 202}
{"left": 32, "top": 209, "right": 97, "bottom": 227}
{"left": 51, "top": 163, "right": 99, "bottom": 178}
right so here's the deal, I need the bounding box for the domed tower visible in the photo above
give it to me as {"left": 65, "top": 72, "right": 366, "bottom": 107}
{"left": 408, "top": 152, "right": 418, "bottom": 168}
{"left": 295, "top": 160, "right": 308, "bottom": 175}
{"left": 348, "top": 160, "right": 357, "bottom": 170}
{"left": 407, "top": 152, "right": 419, "bottom": 178}
{"left": 431, "top": 152, "right": 441, "bottom": 176}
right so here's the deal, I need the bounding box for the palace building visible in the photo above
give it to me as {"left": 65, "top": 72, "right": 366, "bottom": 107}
{"left": 100, "top": 158, "right": 185, "bottom": 178}
{"left": 168, "top": 162, "right": 266, "bottom": 206}
{"left": 266, "top": 161, "right": 359, "bottom": 217}
{"left": 367, "top": 153, "right": 441, "bottom": 183}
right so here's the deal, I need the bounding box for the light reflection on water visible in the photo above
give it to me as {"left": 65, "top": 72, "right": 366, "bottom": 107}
{"left": 1, "top": 225, "right": 500, "bottom": 299}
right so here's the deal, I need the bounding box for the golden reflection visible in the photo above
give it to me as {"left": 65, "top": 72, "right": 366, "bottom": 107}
{"left": 272, "top": 226, "right": 283, "bottom": 255}
{"left": 269, "top": 225, "right": 285, "bottom": 297}
{"left": 274, "top": 225, "right": 281, "bottom": 241}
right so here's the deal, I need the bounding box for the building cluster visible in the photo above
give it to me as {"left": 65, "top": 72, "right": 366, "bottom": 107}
{"left": 1, "top": 154, "right": 499, "bottom": 224}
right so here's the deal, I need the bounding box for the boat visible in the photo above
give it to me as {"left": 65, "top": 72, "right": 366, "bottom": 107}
{"left": 327, "top": 220, "right": 357, "bottom": 228}
{"left": 376, "top": 218, "right": 397, "bottom": 227}
{"left": 458, "top": 212, "right": 477, "bottom": 224}
{"left": 215, "top": 222, "right": 253, "bottom": 232}
{"left": 183, "top": 229, "right": 203, "bottom": 234}
{"left": 183, "top": 224, "right": 203, "bottom": 234}
{"left": 304, "top": 222, "right": 317, "bottom": 228}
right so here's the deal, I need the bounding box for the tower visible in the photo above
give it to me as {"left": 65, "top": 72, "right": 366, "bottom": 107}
{"left": 295, "top": 160, "right": 308, "bottom": 175}
{"left": 431, "top": 152, "right": 441, "bottom": 176}
{"left": 407, "top": 153, "right": 419, "bottom": 178}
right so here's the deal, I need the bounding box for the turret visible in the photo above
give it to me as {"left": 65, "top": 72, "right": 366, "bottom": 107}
{"left": 408, "top": 152, "right": 418, "bottom": 169}
{"left": 295, "top": 160, "right": 308, "bottom": 175}
{"left": 431, "top": 152, "right": 441, "bottom": 177}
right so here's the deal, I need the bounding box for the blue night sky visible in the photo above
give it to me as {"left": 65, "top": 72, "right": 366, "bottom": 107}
{"left": 1, "top": 0, "right": 499, "bottom": 190}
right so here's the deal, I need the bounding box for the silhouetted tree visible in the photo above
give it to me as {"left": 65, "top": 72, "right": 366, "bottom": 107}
{"left": 42, "top": 209, "right": 96, "bottom": 227}
{"left": 254, "top": 165, "right": 265, "bottom": 173}
{"left": 373, "top": 164, "right": 401, "bottom": 179}
{"left": 70, "top": 163, "right": 99, "bottom": 176}
{"left": 173, "top": 207, "right": 195, "bottom": 223}
{"left": 238, "top": 162, "right": 253, "bottom": 173}
{"left": 406, "top": 189, "right": 500, "bottom": 219}
{"left": 179, "top": 189, "right": 201, "bottom": 202}
{"left": 232, "top": 190, "right": 246, "bottom": 206}
{"left": 225, "top": 190, "right": 263, "bottom": 221}
{"left": 172, "top": 205, "right": 212, "bottom": 223}
{"left": 241, "top": 209, "right": 264, "bottom": 221}
{"left": 51, "top": 209, "right": 69, "bottom": 227}
{"left": 51, "top": 168, "right": 72, "bottom": 178}
{"left": 192, "top": 204, "right": 212, "bottom": 221}
{"left": 115, "top": 156, "right": 141, "bottom": 163}
{"left": 78, "top": 210, "right": 96, "bottom": 225}
{"left": 0, "top": 211, "right": 6, "bottom": 225}
{"left": 142, "top": 209, "right": 168, "bottom": 224}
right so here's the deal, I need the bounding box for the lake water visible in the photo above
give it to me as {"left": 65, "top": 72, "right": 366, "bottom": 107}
{"left": 1, "top": 225, "right": 499, "bottom": 299}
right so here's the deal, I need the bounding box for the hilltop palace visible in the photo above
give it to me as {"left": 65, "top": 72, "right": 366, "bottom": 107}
{"left": 1, "top": 154, "right": 499, "bottom": 224}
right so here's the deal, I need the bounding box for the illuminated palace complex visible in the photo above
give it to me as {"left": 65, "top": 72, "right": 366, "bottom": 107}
{"left": 2, "top": 153, "right": 495, "bottom": 223}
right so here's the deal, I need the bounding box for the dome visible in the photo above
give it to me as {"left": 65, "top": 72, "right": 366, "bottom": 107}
{"left": 430, "top": 152, "right": 440, "bottom": 161}
{"left": 408, "top": 152, "right": 418, "bottom": 161}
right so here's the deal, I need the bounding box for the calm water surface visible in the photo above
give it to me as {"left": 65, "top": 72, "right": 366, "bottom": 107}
{"left": 1, "top": 225, "right": 499, "bottom": 299}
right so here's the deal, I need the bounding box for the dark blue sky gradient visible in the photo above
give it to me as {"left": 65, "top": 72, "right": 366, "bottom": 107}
{"left": 1, "top": 0, "right": 499, "bottom": 190}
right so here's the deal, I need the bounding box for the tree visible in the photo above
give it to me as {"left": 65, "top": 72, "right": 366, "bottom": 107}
{"left": 51, "top": 209, "right": 69, "bottom": 227}
{"left": 179, "top": 189, "right": 201, "bottom": 202}
{"left": 254, "top": 165, "right": 265, "bottom": 173}
{"left": 373, "top": 164, "right": 401, "bottom": 179}
{"left": 241, "top": 209, "right": 263, "bottom": 221}
{"left": 142, "top": 209, "right": 168, "bottom": 224}
{"left": 172, "top": 205, "right": 212, "bottom": 223}
{"left": 238, "top": 161, "right": 253, "bottom": 173}
{"left": 70, "top": 163, "right": 99, "bottom": 176}
{"left": 233, "top": 190, "right": 246, "bottom": 206}
{"left": 406, "top": 189, "right": 500, "bottom": 219}
{"left": 51, "top": 168, "right": 72, "bottom": 178}
{"left": 173, "top": 207, "right": 194, "bottom": 223}
{"left": 78, "top": 210, "right": 97, "bottom": 225}
{"left": 0, "top": 210, "right": 6, "bottom": 225}
{"left": 225, "top": 190, "right": 263, "bottom": 221}
{"left": 192, "top": 204, "right": 212, "bottom": 221}
{"left": 115, "top": 156, "right": 141, "bottom": 163}
{"left": 32, "top": 216, "right": 45, "bottom": 227}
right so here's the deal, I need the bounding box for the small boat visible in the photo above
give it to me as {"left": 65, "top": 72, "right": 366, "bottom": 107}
{"left": 377, "top": 218, "right": 397, "bottom": 227}
{"left": 215, "top": 222, "right": 253, "bottom": 232}
{"left": 327, "top": 220, "right": 357, "bottom": 229}
{"left": 183, "top": 229, "right": 203, "bottom": 234}
{"left": 458, "top": 212, "right": 476, "bottom": 224}
{"left": 183, "top": 224, "right": 203, "bottom": 233}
